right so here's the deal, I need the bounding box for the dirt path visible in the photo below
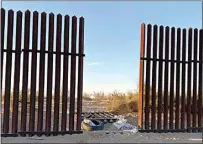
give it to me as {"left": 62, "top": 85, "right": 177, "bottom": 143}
{"left": 2, "top": 132, "right": 202, "bottom": 143}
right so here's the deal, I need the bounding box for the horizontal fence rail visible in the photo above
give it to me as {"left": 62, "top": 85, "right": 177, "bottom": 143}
{"left": 138, "top": 23, "right": 203, "bottom": 133}
{"left": 1, "top": 8, "right": 85, "bottom": 137}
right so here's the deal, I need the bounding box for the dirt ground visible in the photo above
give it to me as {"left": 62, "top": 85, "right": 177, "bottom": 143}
{"left": 1, "top": 100, "right": 203, "bottom": 143}
{"left": 2, "top": 131, "right": 203, "bottom": 143}
{"left": 2, "top": 115, "right": 203, "bottom": 143}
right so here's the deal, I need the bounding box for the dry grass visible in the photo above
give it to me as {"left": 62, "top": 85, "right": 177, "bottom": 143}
{"left": 89, "top": 90, "right": 139, "bottom": 115}
{"left": 82, "top": 92, "right": 93, "bottom": 101}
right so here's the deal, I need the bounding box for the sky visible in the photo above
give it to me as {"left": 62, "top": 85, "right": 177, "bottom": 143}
{"left": 1, "top": 1, "right": 202, "bottom": 94}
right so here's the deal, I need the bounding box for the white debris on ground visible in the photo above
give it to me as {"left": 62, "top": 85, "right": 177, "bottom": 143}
{"left": 113, "top": 115, "right": 138, "bottom": 133}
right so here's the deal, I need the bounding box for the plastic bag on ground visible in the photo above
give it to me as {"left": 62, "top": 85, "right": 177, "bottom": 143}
{"left": 113, "top": 116, "right": 127, "bottom": 129}
{"left": 121, "top": 123, "right": 138, "bottom": 133}
{"left": 113, "top": 116, "right": 138, "bottom": 133}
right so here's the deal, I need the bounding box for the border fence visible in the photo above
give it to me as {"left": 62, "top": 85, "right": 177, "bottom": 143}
{"left": 138, "top": 23, "right": 203, "bottom": 132}
{"left": 1, "top": 8, "right": 85, "bottom": 137}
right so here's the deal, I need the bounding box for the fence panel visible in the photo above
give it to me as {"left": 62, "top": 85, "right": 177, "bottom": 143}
{"left": 198, "top": 29, "right": 203, "bottom": 132}
{"left": 29, "top": 11, "right": 38, "bottom": 134}
{"left": 181, "top": 29, "right": 186, "bottom": 130}
{"left": 1, "top": 8, "right": 85, "bottom": 137}
{"left": 144, "top": 24, "right": 152, "bottom": 130}
{"left": 1, "top": 8, "right": 5, "bottom": 91}
{"left": 53, "top": 14, "right": 62, "bottom": 133}
{"left": 138, "top": 23, "right": 145, "bottom": 129}
{"left": 3, "top": 9, "right": 14, "bottom": 134}
{"left": 192, "top": 29, "right": 198, "bottom": 132}
{"left": 151, "top": 25, "right": 158, "bottom": 130}
{"left": 163, "top": 26, "right": 169, "bottom": 130}
{"left": 69, "top": 16, "right": 77, "bottom": 131}
{"left": 169, "top": 27, "right": 175, "bottom": 130}
{"left": 61, "top": 15, "right": 70, "bottom": 132}
{"left": 175, "top": 28, "right": 181, "bottom": 130}
{"left": 157, "top": 26, "right": 163, "bottom": 130}
{"left": 187, "top": 28, "right": 192, "bottom": 132}
{"left": 12, "top": 11, "right": 22, "bottom": 134}
{"left": 37, "top": 12, "right": 46, "bottom": 133}
{"left": 21, "top": 10, "right": 30, "bottom": 134}
{"left": 45, "top": 13, "right": 54, "bottom": 132}
{"left": 76, "top": 17, "right": 85, "bottom": 130}
{"left": 139, "top": 24, "right": 203, "bottom": 132}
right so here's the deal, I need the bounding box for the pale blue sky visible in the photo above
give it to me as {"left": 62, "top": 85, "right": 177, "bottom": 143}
{"left": 2, "top": 1, "right": 202, "bottom": 93}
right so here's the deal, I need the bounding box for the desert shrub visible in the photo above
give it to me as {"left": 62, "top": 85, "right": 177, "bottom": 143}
{"left": 83, "top": 93, "right": 93, "bottom": 101}
{"left": 104, "top": 90, "right": 139, "bottom": 115}
{"left": 92, "top": 91, "right": 107, "bottom": 103}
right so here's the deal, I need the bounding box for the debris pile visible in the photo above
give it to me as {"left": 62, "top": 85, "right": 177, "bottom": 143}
{"left": 81, "top": 113, "right": 138, "bottom": 133}
{"left": 113, "top": 115, "right": 138, "bottom": 133}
